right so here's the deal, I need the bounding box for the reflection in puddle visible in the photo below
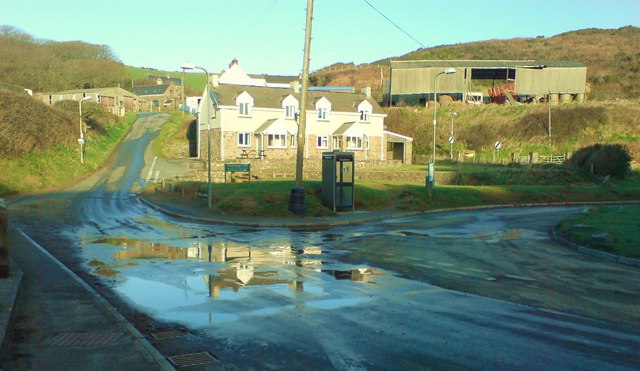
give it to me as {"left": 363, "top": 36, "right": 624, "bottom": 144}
{"left": 81, "top": 233, "right": 383, "bottom": 328}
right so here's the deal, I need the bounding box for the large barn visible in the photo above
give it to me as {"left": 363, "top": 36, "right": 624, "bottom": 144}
{"left": 388, "top": 60, "right": 587, "bottom": 105}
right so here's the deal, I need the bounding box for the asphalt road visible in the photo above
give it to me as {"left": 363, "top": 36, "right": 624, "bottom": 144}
{"left": 6, "top": 113, "right": 640, "bottom": 370}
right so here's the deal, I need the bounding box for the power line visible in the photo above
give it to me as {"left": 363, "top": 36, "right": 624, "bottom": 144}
{"left": 362, "top": 0, "right": 426, "bottom": 49}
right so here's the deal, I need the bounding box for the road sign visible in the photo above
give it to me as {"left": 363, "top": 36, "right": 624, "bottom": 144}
{"left": 449, "top": 136, "right": 454, "bottom": 144}
{"left": 494, "top": 141, "right": 502, "bottom": 150}
{"left": 77, "top": 138, "right": 85, "bottom": 144}
{"left": 225, "top": 163, "right": 250, "bottom": 172}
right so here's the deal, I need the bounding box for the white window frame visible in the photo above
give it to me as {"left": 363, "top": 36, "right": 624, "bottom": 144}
{"left": 359, "top": 110, "right": 370, "bottom": 122}
{"left": 315, "top": 97, "right": 331, "bottom": 121}
{"left": 316, "top": 135, "right": 329, "bottom": 149}
{"left": 346, "top": 136, "right": 363, "bottom": 150}
{"left": 268, "top": 133, "right": 287, "bottom": 148}
{"left": 290, "top": 134, "right": 297, "bottom": 148}
{"left": 238, "top": 132, "right": 251, "bottom": 147}
{"left": 236, "top": 91, "right": 254, "bottom": 117}
{"left": 318, "top": 107, "right": 327, "bottom": 120}
{"left": 332, "top": 136, "right": 341, "bottom": 150}
{"left": 238, "top": 102, "right": 251, "bottom": 117}
{"left": 285, "top": 105, "right": 297, "bottom": 119}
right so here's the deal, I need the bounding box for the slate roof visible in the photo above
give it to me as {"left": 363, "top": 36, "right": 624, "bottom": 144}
{"left": 212, "top": 84, "right": 384, "bottom": 114}
{"left": 131, "top": 84, "right": 171, "bottom": 96}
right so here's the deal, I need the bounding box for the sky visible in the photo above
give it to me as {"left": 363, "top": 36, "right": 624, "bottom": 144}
{"left": 1, "top": 0, "right": 639, "bottom": 76}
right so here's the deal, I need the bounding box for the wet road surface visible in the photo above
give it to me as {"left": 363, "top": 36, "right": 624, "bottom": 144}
{"left": 8, "top": 113, "right": 640, "bottom": 369}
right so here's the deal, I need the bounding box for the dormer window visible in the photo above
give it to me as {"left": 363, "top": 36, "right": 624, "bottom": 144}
{"left": 359, "top": 110, "right": 370, "bottom": 121}
{"left": 357, "top": 100, "right": 373, "bottom": 122}
{"left": 236, "top": 91, "right": 254, "bottom": 117}
{"left": 318, "top": 107, "right": 327, "bottom": 120}
{"left": 315, "top": 97, "right": 331, "bottom": 121}
{"left": 282, "top": 95, "right": 299, "bottom": 120}
{"left": 285, "top": 105, "right": 297, "bottom": 119}
{"left": 239, "top": 102, "right": 250, "bottom": 116}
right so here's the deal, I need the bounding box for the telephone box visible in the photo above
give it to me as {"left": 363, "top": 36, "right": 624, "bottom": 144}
{"left": 321, "top": 151, "right": 355, "bottom": 212}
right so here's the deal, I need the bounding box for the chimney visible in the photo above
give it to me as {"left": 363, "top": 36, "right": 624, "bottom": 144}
{"left": 361, "top": 87, "right": 372, "bottom": 98}
{"left": 229, "top": 58, "right": 238, "bottom": 68}
{"left": 210, "top": 74, "right": 219, "bottom": 88}
{"left": 290, "top": 80, "right": 300, "bottom": 93}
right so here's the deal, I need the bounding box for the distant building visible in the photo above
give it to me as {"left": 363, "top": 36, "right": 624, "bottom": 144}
{"left": 131, "top": 83, "right": 182, "bottom": 111}
{"left": 194, "top": 59, "right": 412, "bottom": 163}
{"left": 389, "top": 60, "right": 587, "bottom": 105}
{"left": 38, "top": 87, "right": 140, "bottom": 116}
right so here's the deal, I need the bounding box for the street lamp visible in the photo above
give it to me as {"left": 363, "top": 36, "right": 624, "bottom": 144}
{"left": 431, "top": 68, "right": 456, "bottom": 164}
{"left": 450, "top": 112, "right": 457, "bottom": 160}
{"left": 78, "top": 96, "right": 92, "bottom": 164}
{"left": 181, "top": 62, "right": 212, "bottom": 209}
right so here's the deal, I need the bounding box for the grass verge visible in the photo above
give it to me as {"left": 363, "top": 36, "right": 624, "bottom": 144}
{"left": 148, "top": 178, "right": 640, "bottom": 217}
{"left": 555, "top": 205, "right": 640, "bottom": 259}
{"left": 0, "top": 113, "right": 137, "bottom": 196}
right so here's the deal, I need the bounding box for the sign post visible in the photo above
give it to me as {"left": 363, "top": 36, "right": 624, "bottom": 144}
{"left": 494, "top": 141, "right": 502, "bottom": 162}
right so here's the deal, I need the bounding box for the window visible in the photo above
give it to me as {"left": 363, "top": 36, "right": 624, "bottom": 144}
{"left": 238, "top": 132, "right": 251, "bottom": 147}
{"left": 282, "top": 95, "right": 299, "bottom": 119}
{"left": 290, "top": 134, "right": 297, "bottom": 148}
{"left": 285, "top": 105, "right": 297, "bottom": 119}
{"left": 317, "top": 135, "right": 329, "bottom": 149}
{"left": 357, "top": 100, "right": 373, "bottom": 122}
{"left": 346, "top": 136, "right": 363, "bottom": 149}
{"left": 315, "top": 97, "right": 331, "bottom": 120}
{"left": 318, "top": 107, "right": 327, "bottom": 120}
{"left": 268, "top": 134, "right": 287, "bottom": 148}
{"left": 236, "top": 91, "right": 254, "bottom": 117}
{"left": 332, "top": 136, "right": 341, "bottom": 150}
{"left": 238, "top": 102, "right": 250, "bottom": 116}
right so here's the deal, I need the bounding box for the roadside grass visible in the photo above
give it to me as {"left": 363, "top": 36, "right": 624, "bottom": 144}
{"left": 150, "top": 177, "right": 640, "bottom": 217}
{"left": 0, "top": 114, "right": 137, "bottom": 196}
{"left": 152, "top": 112, "right": 192, "bottom": 159}
{"left": 555, "top": 205, "right": 640, "bottom": 259}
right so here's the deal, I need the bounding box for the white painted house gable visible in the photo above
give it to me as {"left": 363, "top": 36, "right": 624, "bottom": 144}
{"left": 218, "top": 60, "right": 267, "bottom": 87}
{"left": 281, "top": 94, "right": 299, "bottom": 119}
{"left": 357, "top": 100, "right": 373, "bottom": 122}
{"left": 315, "top": 96, "right": 331, "bottom": 120}
{"left": 235, "top": 91, "right": 254, "bottom": 117}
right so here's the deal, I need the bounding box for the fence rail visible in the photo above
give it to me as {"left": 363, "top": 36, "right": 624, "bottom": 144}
{"left": 539, "top": 154, "right": 566, "bottom": 164}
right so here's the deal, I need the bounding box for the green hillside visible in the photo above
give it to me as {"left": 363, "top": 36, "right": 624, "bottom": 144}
{"left": 0, "top": 26, "right": 125, "bottom": 92}
{"left": 313, "top": 26, "right": 640, "bottom": 101}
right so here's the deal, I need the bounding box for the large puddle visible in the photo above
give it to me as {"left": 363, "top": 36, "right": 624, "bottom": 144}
{"left": 78, "top": 226, "right": 383, "bottom": 328}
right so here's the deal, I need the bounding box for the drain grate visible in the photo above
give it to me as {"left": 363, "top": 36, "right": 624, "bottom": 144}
{"left": 44, "top": 331, "right": 122, "bottom": 347}
{"left": 151, "top": 328, "right": 189, "bottom": 341}
{"left": 168, "top": 352, "right": 218, "bottom": 367}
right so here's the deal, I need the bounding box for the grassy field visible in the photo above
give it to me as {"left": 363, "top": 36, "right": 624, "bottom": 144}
{"left": 126, "top": 66, "right": 206, "bottom": 95}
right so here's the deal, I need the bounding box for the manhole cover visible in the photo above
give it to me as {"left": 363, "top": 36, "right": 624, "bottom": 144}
{"left": 168, "top": 352, "right": 218, "bottom": 367}
{"left": 44, "top": 331, "right": 122, "bottom": 347}
{"left": 151, "top": 328, "right": 189, "bottom": 341}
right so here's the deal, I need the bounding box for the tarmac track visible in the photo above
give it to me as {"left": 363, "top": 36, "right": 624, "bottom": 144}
{"left": 5, "top": 113, "right": 640, "bottom": 370}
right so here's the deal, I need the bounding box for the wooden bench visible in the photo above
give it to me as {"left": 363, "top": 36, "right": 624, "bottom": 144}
{"left": 239, "top": 149, "right": 266, "bottom": 159}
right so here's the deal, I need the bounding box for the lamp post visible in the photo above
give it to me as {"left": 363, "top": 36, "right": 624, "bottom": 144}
{"left": 78, "top": 96, "right": 92, "bottom": 164}
{"left": 450, "top": 112, "right": 457, "bottom": 160}
{"left": 181, "top": 62, "right": 212, "bottom": 209}
{"left": 431, "top": 68, "right": 456, "bottom": 164}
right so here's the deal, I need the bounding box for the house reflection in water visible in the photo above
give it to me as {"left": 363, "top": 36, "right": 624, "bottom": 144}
{"left": 111, "top": 238, "right": 380, "bottom": 298}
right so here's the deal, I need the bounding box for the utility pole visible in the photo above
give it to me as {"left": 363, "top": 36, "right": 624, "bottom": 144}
{"left": 548, "top": 90, "right": 552, "bottom": 137}
{"left": 289, "top": 0, "right": 313, "bottom": 216}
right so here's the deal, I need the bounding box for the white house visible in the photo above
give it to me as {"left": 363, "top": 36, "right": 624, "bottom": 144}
{"left": 195, "top": 60, "right": 412, "bottom": 163}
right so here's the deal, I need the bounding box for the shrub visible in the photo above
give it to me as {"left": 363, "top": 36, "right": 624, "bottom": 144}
{"left": 566, "top": 144, "right": 632, "bottom": 178}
